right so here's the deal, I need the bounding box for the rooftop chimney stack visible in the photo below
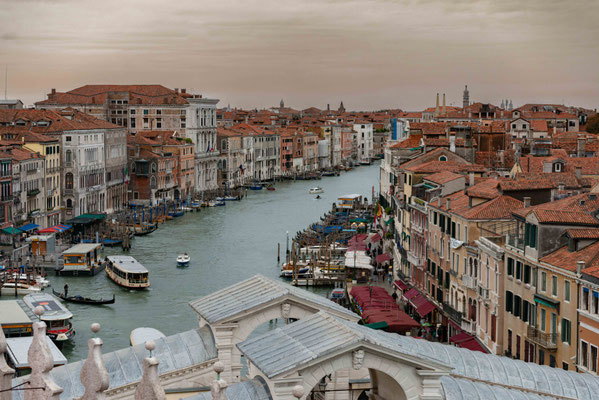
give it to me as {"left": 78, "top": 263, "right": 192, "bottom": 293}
{"left": 577, "top": 260, "right": 585, "bottom": 275}
{"left": 577, "top": 137, "right": 586, "bottom": 157}
{"left": 469, "top": 172, "right": 474, "bottom": 186}
{"left": 575, "top": 167, "right": 582, "bottom": 179}
{"left": 446, "top": 198, "right": 451, "bottom": 210}
{"left": 435, "top": 93, "right": 439, "bottom": 117}
{"left": 523, "top": 197, "right": 531, "bottom": 208}
{"left": 442, "top": 93, "right": 446, "bottom": 116}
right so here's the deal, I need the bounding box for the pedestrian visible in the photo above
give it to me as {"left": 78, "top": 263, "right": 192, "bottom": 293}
{"left": 64, "top": 283, "right": 69, "bottom": 297}
{"left": 373, "top": 268, "right": 378, "bottom": 283}
{"left": 388, "top": 271, "right": 392, "bottom": 285}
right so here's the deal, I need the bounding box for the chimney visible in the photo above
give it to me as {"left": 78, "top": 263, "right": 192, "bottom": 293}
{"left": 550, "top": 188, "right": 556, "bottom": 202}
{"left": 438, "top": 198, "right": 442, "bottom": 207}
{"left": 553, "top": 126, "right": 557, "bottom": 136}
{"left": 523, "top": 197, "right": 531, "bottom": 208}
{"left": 442, "top": 93, "right": 446, "bottom": 115}
{"left": 174, "top": 88, "right": 179, "bottom": 93}
{"left": 558, "top": 183, "right": 565, "bottom": 191}
{"left": 577, "top": 137, "right": 586, "bottom": 157}
{"left": 498, "top": 150, "right": 505, "bottom": 165}
{"left": 469, "top": 172, "right": 474, "bottom": 186}
{"left": 51, "top": 88, "right": 56, "bottom": 95}
{"left": 435, "top": 93, "right": 439, "bottom": 117}
{"left": 181, "top": 88, "right": 186, "bottom": 94}
{"left": 449, "top": 136, "right": 456, "bottom": 152}
{"left": 468, "top": 197, "right": 473, "bottom": 208}
{"left": 575, "top": 167, "right": 582, "bottom": 179}
{"left": 577, "top": 260, "right": 585, "bottom": 275}
{"left": 446, "top": 198, "right": 451, "bottom": 210}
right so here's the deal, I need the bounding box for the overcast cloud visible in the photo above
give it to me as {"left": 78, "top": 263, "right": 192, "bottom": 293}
{"left": 1, "top": 0, "right": 597, "bottom": 110}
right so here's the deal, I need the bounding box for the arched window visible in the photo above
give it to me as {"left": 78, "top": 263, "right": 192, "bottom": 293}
{"left": 439, "top": 155, "right": 447, "bottom": 161}
{"left": 65, "top": 172, "right": 73, "bottom": 189}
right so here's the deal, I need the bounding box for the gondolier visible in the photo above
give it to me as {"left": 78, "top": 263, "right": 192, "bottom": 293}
{"left": 64, "top": 283, "right": 69, "bottom": 297}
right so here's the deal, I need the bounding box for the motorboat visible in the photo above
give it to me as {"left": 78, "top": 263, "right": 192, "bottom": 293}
{"left": 10, "top": 273, "right": 50, "bottom": 288}
{"left": 308, "top": 187, "right": 324, "bottom": 194}
{"left": 267, "top": 186, "right": 276, "bottom": 191}
{"left": 23, "top": 293, "right": 74, "bottom": 342}
{"left": 177, "top": 253, "right": 191, "bottom": 267}
{"left": 1, "top": 282, "right": 42, "bottom": 296}
{"left": 225, "top": 196, "right": 240, "bottom": 200}
{"left": 249, "top": 185, "right": 263, "bottom": 190}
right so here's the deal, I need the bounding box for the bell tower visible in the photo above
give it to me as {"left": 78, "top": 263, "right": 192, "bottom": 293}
{"left": 463, "top": 85, "right": 470, "bottom": 109}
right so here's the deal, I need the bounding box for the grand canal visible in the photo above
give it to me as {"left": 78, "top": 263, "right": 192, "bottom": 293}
{"left": 51, "top": 163, "right": 380, "bottom": 361}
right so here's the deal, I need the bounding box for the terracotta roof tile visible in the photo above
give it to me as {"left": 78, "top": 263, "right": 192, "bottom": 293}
{"left": 540, "top": 240, "right": 599, "bottom": 272}
{"left": 424, "top": 171, "right": 463, "bottom": 185}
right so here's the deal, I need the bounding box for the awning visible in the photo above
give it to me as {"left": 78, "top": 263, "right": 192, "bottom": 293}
{"left": 376, "top": 253, "right": 391, "bottom": 264}
{"left": 38, "top": 224, "right": 72, "bottom": 234}
{"left": 384, "top": 218, "right": 393, "bottom": 226}
{"left": 369, "top": 233, "right": 382, "bottom": 243}
{"left": 403, "top": 288, "right": 420, "bottom": 300}
{"left": 18, "top": 223, "right": 39, "bottom": 232}
{"left": 449, "top": 332, "right": 488, "bottom": 353}
{"left": 79, "top": 213, "right": 106, "bottom": 220}
{"left": 393, "top": 279, "right": 408, "bottom": 291}
{"left": 411, "top": 294, "right": 436, "bottom": 317}
{"left": 534, "top": 293, "right": 559, "bottom": 309}
{"left": 365, "top": 321, "right": 389, "bottom": 330}
{"left": 2, "top": 227, "right": 22, "bottom": 235}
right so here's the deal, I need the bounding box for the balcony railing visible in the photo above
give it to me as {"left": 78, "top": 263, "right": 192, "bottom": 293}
{"left": 407, "top": 252, "right": 424, "bottom": 267}
{"left": 507, "top": 234, "right": 524, "bottom": 251}
{"left": 443, "top": 303, "right": 464, "bottom": 323}
{"left": 462, "top": 274, "right": 477, "bottom": 290}
{"left": 27, "top": 188, "right": 40, "bottom": 197}
{"left": 527, "top": 326, "right": 557, "bottom": 349}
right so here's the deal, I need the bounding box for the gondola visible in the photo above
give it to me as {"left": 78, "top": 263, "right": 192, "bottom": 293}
{"left": 52, "top": 289, "right": 115, "bottom": 305}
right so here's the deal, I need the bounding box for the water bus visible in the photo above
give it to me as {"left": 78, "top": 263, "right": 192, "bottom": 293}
{"left": 106, "top": 255, "right": 150, "bottom": 289}
{"left": 23, "top": 293, "right": 74, "bottom": 342}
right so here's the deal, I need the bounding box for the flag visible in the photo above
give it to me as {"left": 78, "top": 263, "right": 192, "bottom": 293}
{"left": 239, "top": 164, "right": 245, "bottom": 175}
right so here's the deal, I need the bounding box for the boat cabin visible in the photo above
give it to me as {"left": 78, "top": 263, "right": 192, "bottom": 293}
{"left": 337, "top": 193, "right": 363, "bottom": 209}
{"left": 6, "top": 336, "right": 67, "bottom": 376}
{"left": 61, "top": 243, "right": 104, "bottom": 276}
{"left": 23, "top": 293, "right": 74, "bottom": 342}
{"left": 0, "top": 300, "right": 32, "bottom": 337}
{"left": 106, "top": 255, "right": 150, "bottom": 289}
{"left": 26, "top": 234, "right": 56, "bottom": 257}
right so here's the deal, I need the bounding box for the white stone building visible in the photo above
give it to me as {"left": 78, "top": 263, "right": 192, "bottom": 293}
{"left": 353, "top": 122, "right": 374, "bottom": 162}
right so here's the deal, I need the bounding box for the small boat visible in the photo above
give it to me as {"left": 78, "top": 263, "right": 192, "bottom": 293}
{"left": 133, "top": 223, "right": 158, "bottom": 236}
{"left": 215, "top": 197, "right": 225, "bottom": 201}
{"left": 321, "top": 170, "right": 335, "bottom": 177}
{"left": 181, "top": 206, "right": 192, "bottom": 212}
{"left": 214, "top": 200, "right": 226, "bottom": 206}
{"left": 106, "top": 256, "right": 150, "bottom": 289}
{"left": 168, "top": 210, "right": 184, "bottom": 217}
{"left": 267, "top": 186, "right": 276, "bottom": 191}
{"left": 1, "top": 282, "right": 42, "bottom": 296}
{"left": 23, "top": 293, "right": 74, "bottom": 342}
{"left": 10, "top": 273, "right": 50, "bottom": 288}
{"left": 329, "top": 288, "right": 346, "bottom": 301}
{"left": 52, "top": 289, "right": 115, "bottom": 305}
{"left": 225, "top": 196, "right": 240, "bottom": 200}
{"left": 177, "top": 253, "right": 191, "bottom": 267}
{"left": 249, "top": 184, "right": 263, "bottom": 190}
{"left": 308, "top": 187, "right": 324, "bottom": 194}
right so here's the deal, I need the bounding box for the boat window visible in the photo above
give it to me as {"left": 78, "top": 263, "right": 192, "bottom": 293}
{"left": 65, "top": 255, "right": 83, "bottom": 264}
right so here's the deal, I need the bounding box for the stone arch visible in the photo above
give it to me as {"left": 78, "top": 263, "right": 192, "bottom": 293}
{"left": 260, "top": 347, "right": 436, "bottom": 400}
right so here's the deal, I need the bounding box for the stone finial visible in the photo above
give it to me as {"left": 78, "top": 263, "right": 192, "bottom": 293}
{"left": 210, "top": 361, "right": 227, "bottom": 399}
{"left": 292, "top": 385, "right": 305, "bottom": 399}
{"left": 78, "top": 324, "right": 109, "bottom": 400}
{"left": 26, "top": 307, "right": 63, "bottom": 400}
{"left": 134, "top": 342, "right": 165, "bottom": 400}
{"left": 0, "top": 324, "right": 15, "bottom": 400}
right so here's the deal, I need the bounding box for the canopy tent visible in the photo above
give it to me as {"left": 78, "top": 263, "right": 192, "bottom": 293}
{"left": 344, "top": 251, "right": 373, "bottom": 270}
{"left": 2, "top": 227, "right": 22, "bottom": 235}
{"left": 18, "top": 223, "right": 39, "bottom": 232}
{"left": 37, "top": 224, "right": 72, "bottom": 234}
{"left": 368, "top": 233, "right": 381, "bottom": 243}
{"left": 410, "top": 294, "right": 437, "bottom": 317}
{"left": 449, "top": 332, "right": 488, "bottom": 353}
{"left": 402, "top": 288, "right": 420, "bottom": 300}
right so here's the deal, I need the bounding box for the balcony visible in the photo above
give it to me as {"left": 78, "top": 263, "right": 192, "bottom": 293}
{"left": 527, "top": 326, "right": 557, "bottom": 349}
{"left": 478, "top": 284, "right": 490, "bottom": 303}
{"left": 443, "top": 303, "right": 464, "bottom": 324}
{"left": 507, "top": 234, "right": 524, "bottom": 251}
{"left": 461, "top": 274, "right": 477, "bottom": 290}
{"left": 64, "top": 188, "right": 73, "bottom": 196}
{"left": 27, "top": 188, "right": 40, "bottom": 197}
{"left": 407, "top": 252, "right": 424, "bottom": 267}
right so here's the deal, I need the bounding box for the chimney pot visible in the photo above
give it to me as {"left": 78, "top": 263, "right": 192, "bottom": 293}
{"left": 174, "top": 88, "right": 179, "bottom": 93}
{"left": 51, "top": 88, "right": 56, "bottom": 95}
{"left": 575, "top": 167, "right": 582, "bottom": 179}
{"left": 523, "top": 197, "right": 531, "bottom": 208}
{"left": 577, "top": 260, "right": 585, "bottom": 275}
{"left": 469, "top": 172, "right": 474, "bottom": 186}
{"left": 181, "top": 88, "right": 186, "bottom": 94}
{"left": 446, "top": 198, "right": 451, "bottom": 210}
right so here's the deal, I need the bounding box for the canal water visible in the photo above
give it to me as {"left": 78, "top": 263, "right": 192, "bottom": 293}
{"left": 50, "top": 163, "right": 380, "bottom": 361}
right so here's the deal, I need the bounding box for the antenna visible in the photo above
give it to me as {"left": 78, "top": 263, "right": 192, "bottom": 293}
{"left": 4, "top": 66, "right": 6, "bottom": 100}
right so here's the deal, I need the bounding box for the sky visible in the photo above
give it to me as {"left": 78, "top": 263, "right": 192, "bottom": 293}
{"left": 1, "top": 0, "right": 598, "bottom": 111}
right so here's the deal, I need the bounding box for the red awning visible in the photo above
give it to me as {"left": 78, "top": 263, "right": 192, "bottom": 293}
{"left": 449, "top": 333, "right": 489, "bottom": 353}
{"left": 370, "top": 233, "right": 381, "bottom": 243}
{"left": 411, "top": 295, "right": 436, "bottom": 317}
{"left": 393, "top": 279, "right": 408, "bottom": 291}
{"left": 403, "top": 288, "right": 420, "bottom": 300}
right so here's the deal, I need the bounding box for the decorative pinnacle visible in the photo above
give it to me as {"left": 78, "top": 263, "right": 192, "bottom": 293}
{"left": 292, "top": 385, "right": 305, "bottom": 399}
{"left": 91, "top": 323, "right": 101, "bottom": 337}
{"left": 145, "top": 340, "right": 156, "bottom": 357}
{"left": 213, "top": 361, "right": 224, "bottom": 379}
{"left": 33, "top": 305, "right": 45, "bottom": 319}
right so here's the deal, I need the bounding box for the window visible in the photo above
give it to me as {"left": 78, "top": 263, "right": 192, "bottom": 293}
{"left": 525, "top": 223, "right": 538, "bottom": 248}
{"left": 434, "top": 212, "right": 438, "bottom": 225}
{"left": 130, "top": 109, "right": 136, "bottom": 115}
{"left": 581, "top": 341, "right": 589, "bottom": 369}
{"left": 156, "top": 109, "right": 162, "bottom": 115}
{"left": 522, "top": 300, "right": 529, "bottom": 322}
{"left": 439, "top": 155, "right": 447, "bottom": 161}
{"left": 512, "top": 124, "right": 516, "bottom": 129}
{"left": 66, "top": 136, "right": 72, "bottom": 142}
{"left": 464, "top": 226, "right": 468, "bottom": 242}
{"left": 541, "top": 272, "right": 547, "bottom": 292}
{"left": 540, "top": 308, "right": 546, "bottom": 331}
{"left": 539, "top": 350, "right": 545, "bottom": 366}
{"left": 507, "top": 258, "right": 514, "bottom": 276}
{"left": 65, "top": 173, "right": 73, "bottom": 189}
{"left": 516, "top": 261, "right": 522, "bottom": 280}
{"left": 582, "top": 288, "right": 590, "bottom": 311}
{"left": 130, "top": 118, "right": 136, "bottom": 128}
{"left": 514, "top": 295, "right": 521, "bottom": 317}
{"left": 506, "top": 291, "right": 513, "bottom": 313}
{"left": 593, "top": 291, "right": 599, "bottom": 314}
{"left": 592, "top": 346, "right": 598, "bottom": 372}
{"left": 561, "top": 318, "right": 571, "bottom": 344}
{"left": 550, "top": 313, "right": 557, "bottom": 343}
{"left": 143, "top": 118, "right": 149, "bottom": 128}
{"left": 156, "top": 118, "right": 162, "bottom": 129}
{"left": 564, "top": 281, "right": 570, "bottom": 302}
{"left": 507, "top": 329, "right": 512, "bottom": 354}
{"left": 143, "top": 109, "right": 149, "bottom": 115}
{"left": 552, "top": 276, "right": 558, "bottom": 296}
{"left": 524, "top": 264, "right": 531, "bottom": 284}
{"left": 65, "top": 150, "right": 72, "bottom": 163}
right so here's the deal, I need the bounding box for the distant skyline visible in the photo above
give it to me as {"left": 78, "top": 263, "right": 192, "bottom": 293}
{"left": 1, "top": 0, "right": 598, "bottom": 111}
